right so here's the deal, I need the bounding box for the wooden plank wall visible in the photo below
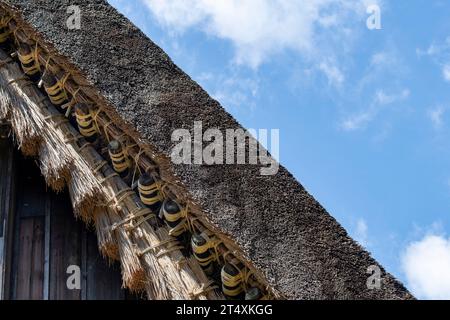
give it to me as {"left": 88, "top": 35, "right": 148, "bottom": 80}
{"left": 1, "top": 137, "right": 134, "bottom": 300}
{"left": 0, "top": 137, "right": 8, "bottom": 297}
{"left": 11, "top": 152, "right": 47, "bottom": 300}
{"left": 0, "top": 132, "right": 15, "bottom": 300}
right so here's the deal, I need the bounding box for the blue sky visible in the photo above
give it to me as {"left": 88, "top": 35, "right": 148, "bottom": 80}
{"left": 107, "top": 0, "right": 450, "bottom": 299}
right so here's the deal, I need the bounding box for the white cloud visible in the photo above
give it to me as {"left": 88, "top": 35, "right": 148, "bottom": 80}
{"left": 143, "top": 0, "right": 206, "bottom": 31}
{"left": 341, "top": 111, "right": 373, "bottom": 131}
{"left": 417, "top": 37, "right": 450, "bottom": 57}
{"left": 370, "top": 51, "right": 395, "bottom": 67}
{"left": 143, "top": 0, "right": 378, "bottom": 69}
{"left": 401, "top": 235, "right": 450, "bottom": 299}
{"left": 427, "top": 106, "right": 446, "bottom": 129}
{"left": 416, "top": 44, "right": 440, "bottom": 57}
{"left": 341, "top": 88, "right": 410, "bottom": 131}
{"left": 196, "top": 72, "right": 260, "bottom": 112}
{"left": 443, "top": 64, "right": 450, "bottom": 82}
{"left": 418, "top": 38, "right": 450, "bottom": 84}
{"left": 375, "top": 88, "right": 410, "bottom": 105}
{"left": 354, "top": 218, "right": 369, "bottom": 247}
{"left": 318, "top": 61, "right": 345, "bottom": 87}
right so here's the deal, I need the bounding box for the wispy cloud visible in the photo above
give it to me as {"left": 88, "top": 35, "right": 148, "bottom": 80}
{"left": 443, "top": 64, "right": 450, "bottom": 82}
{"left": 375, "top": 88, "right": 410, "bottom": 105}
{"left": 356, "top": 49, "right": 408, "bottom": 93}
{"left": 417, "top": 37, "right": 450, "bottom": 57}
{"left": 401, "top": 234, "right": 450, "bottom": 299}
{"left": 318, "top": 61, "right": 345, "bottom": 87}
{"left": 341, "top": 88, "right": 410, "bottom": 131}
{"left": 195, "top": 72, "right": 260, "bottom": 112}
{"left": 143, "top": 0, "right": 379, "bottom": 69}
{"left": 417, "top": 37, "right": 450, "bottom": 83}
{"left": 142, "top": 0, "right": 388, "bottom": 113}
{"left": 427, "top": 106, "right": 446, "bottom": 129}
{"left": 370, "top": 51, "right": 397, "bottom": 67}
{"left": 354, "top": 218, "right": 369, "bottom": 247}
{"left": 341, "top": 111, "right": 373, "bottom": 131}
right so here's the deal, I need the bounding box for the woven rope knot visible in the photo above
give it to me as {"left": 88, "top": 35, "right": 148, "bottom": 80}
{"left": 189, "top": 280, "right": 217, "bottom": 299}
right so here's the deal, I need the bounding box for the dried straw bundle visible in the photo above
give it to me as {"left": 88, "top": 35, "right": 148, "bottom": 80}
{"left": 0, "top": 48, "right": 223, "bottom": 300}
{"left": 0, "top": 52, "right": 145, "bottom": 289}
{"left": 68, "top": 165, "right": 104, "bottom": 223}
{"left": 107, "top": 209, "right": 146, "bottom": 292}
{"left": 135, "top": 226, "right": 221, "bottom": 300}
{"left": 0, "top": 62, "right": 41, "bottom": 156}
{"left": 0, "top": 56, "right": 106, "bottom": 224}
{"left": 38, "top": 134, "right": 72, "bottom": 192}
{"left": 94, "top": 208, "right": 120, "bottom": 262}
{"left": 131, "top": 224, "right": 171, "bottom": 299}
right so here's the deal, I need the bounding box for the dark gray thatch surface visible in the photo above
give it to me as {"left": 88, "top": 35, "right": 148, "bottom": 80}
{"left": 3, "top": 0, "right": 413, "bottom": 299}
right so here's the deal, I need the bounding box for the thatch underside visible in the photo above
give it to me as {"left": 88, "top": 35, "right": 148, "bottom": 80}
{"left": 0, "top": 49, "right": 223, "bottom": 299}
{"left": 0, "top": 0, "right": 414, "bottom": 299}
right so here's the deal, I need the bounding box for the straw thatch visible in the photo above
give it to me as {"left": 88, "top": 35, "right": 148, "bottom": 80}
{"left": 0, "top": 0, "right": 414, "bottom": 299}
{"left": 94, "top": 208, "right": 120, "bottom": 262}
{"left": 0, "top": 47, "right": 223, "bottom": 299}
{"left": 0, "top": 60, "right": 41, "bottom": 156}
{"left": 38, "top": 136, "right": 71, "bottom": 192}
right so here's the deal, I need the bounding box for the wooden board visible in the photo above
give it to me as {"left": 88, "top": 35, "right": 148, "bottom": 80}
{"left": 3, "top": 141, "right": 135, "bottom": 300}
{"left": 15, "top": 217, "right": 45, "bottom": 300}
{"left": 85, "top": 230, "right": 125, "bottom": 300}
{"left": 0, "top": 137, "right": 16, "bottom": 299}
{"left": 0, "top": 138, "right": 7, "bottom": 237}
{"left": 49, "top": 193, "right": 82, "bottom": 300}
{"left": 0, "top": 138, "right": 7, "bottom": 297}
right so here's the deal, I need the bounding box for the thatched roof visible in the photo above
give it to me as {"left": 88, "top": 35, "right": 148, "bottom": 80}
{"left": 1, "top": 0, "right": 413, "bottom": 299}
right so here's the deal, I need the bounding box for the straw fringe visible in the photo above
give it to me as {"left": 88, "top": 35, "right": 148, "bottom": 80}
{"left": 0, "top": 71, "right": 41, "bottom": 156}
{"left": 68, "top": 166, "right": 104, "bottom": 223}
{"left": 94, "top": 208, "right": 120, "bottom": 262}
{"left": 38, "top": 135, "right": 71, "bottom": 192}
{"left": 0, "top": 48, "right": 223, "bottom": 299}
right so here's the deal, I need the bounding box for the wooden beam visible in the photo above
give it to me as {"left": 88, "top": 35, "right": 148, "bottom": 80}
{"left": 81, "top": 227, "right": 87, "bottom": 301}
{"left": 0, "top": 137, "right": 6, "bottom": 298}
{"left": 0, "top": 137, "right": 16, "bottom": 299}
{"left": 43, "top": 193, "right": 51, "bottom": 300}
{"left": 0, "top": 237, "right": 3, "bottom": 298}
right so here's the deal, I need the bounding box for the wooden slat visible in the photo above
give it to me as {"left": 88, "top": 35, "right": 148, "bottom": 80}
{"left": 30, "top": 218, "right": 44, "bottom": 299}
{"left": 49, "top": 194, "right": 82, "bottom": 300}
{"left": 43, "top": 193, "right": 51, "bottom": 300}
{"left": 0, "top": 236, "right": 4, "bottom": 297}
{"left": 16, "top": 217, "right": 45, "bottom": 300}
{"left": 1, "top": 140, "right": 16, "bottom": 300}
{"left": 81, "top": 227, "right": 87, "bottom": 300}
{"left": 85, "top": 230, "right": 124, "bottom": 300}
{"left": 0, "top": 137, "right": 7, "bottom": 297}
{"left": 2, "top": 144, "right": 130, "bottom": 300}
{"left": 16, "top": 218, "right": 32, "bottom": 299}
{"left": 0, "top": 138, "right": 7, "bottom": 237}
{"left": 11, "top": 153, "right": 46, "bottom": 300}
